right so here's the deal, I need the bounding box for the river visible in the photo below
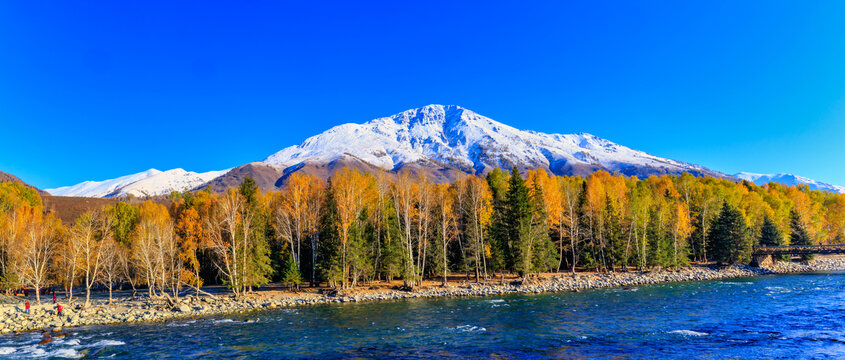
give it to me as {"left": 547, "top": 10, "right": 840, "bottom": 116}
{"left": 1, "top": 272, "right": 843, "bottom": 359}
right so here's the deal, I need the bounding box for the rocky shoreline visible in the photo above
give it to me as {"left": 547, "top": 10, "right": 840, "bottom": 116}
{"left": 2, "top": 257, "right": 845, "bottom": 336}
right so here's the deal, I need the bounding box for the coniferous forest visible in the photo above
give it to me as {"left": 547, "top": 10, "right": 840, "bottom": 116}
{"left": 1, "top": 167, "right": 844, "bottom": 300}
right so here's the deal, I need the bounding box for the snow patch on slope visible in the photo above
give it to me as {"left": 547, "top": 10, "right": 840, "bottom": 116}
{"left": 46, "top": 168, "right": 228, "bottom": 198}
{"left": 735, "top": 172, "right": 845, "bottom": 194}
{"left": 45, "top": 169, "right": 162, "bottom": 197}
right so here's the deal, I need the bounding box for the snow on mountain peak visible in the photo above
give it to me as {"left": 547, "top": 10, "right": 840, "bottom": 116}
{"left": 735, "top": 172, "right": 845, "bottom": 193}
{"left": 264, "top": 104, "right": 723, "bottom": 178}
{"left": 46, "top": 168, "right": 228, "bottom": 198}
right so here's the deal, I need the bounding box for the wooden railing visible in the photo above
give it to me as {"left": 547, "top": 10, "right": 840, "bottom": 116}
{"left": 753, "top": 244, "right": 845, "bottom": 255}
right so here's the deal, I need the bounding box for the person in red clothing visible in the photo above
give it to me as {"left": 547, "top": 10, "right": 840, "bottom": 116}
{"left": 56, "top": 304, "right": 63, "bottom": 317}
{"left": 24, "top": 300, "right": 30, "bottom": 315}
{"left": 52, "top": 293, "right": 57, "bottom": 303}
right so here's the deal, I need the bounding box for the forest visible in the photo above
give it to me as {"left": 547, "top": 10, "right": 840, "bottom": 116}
{"left": 0, "top": 167, "right": 842, "bottom": 302}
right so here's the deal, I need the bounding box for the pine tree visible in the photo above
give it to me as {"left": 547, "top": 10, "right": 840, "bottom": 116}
{"left": 317, "top": 183, "right": 343, "bottom": 287}
{"left": 788, "top": 210, "right": 812, "bottom": 246}
{"left": 486, "top": 168, "right": 510, "bottom": 272}
{"left": 576, "top": 182, "right": 596, "bottom": 269}
{"left": 759, "top": 214, "right": 788, "bottom": 261}
{"left": 707, "top": 202, "right": 752, "bottom": 265}
{"left": 788, "top": 209, "right": 813, "bottom": 260}
{"left": 758, "top": 215, "right": 783, "bottom": 247}
{"left": 529, "top": 179, "right": 557, "bottom": 274}
{"left": 380, "top": 206, "right": 404, "bottom": 282}
{"left": 603, "top": 195, "right": 626, "bottom": 270}
{"left": 281, "top": 253, "right": 302, "bottom": 290}
{"left": 505, "top": 168, "right": 533, "bottom": 278}
{"left": 239, "top": 177, "right": 274, "bottom": 290}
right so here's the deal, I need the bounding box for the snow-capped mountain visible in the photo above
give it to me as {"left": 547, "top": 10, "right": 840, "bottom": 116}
{"left": 46, "top": 168, "right": 228, "bottom": 198}
{"left": 264, "top": 104, "right": 727, "bottom": 179}
{"left": 43, "top": 105, "right": 845, "bottom": 197}
{"left": 735, "top": 172, "right": 845, "bottom": 194}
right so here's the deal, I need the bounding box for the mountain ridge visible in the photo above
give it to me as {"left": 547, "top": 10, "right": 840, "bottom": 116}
{"left": 263, "top": 104, "right": 727, "bottom": 179}
{"left": 40, "top": 105, "right": 845, "bottom": 197}
{"left": 0, "top": 170, "right": 50, "bottom": 196}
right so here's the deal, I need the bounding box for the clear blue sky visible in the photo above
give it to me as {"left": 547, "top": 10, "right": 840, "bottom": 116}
{"left": 3, "top": 1, "right": 845, "bottom": 189}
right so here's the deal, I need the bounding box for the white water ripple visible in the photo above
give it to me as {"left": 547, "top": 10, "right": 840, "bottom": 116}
{"left": 669, "top": 330, "right": 709, "bottom": 337}
{"left": 454, "top": 325, "right": 487, "bottom": 333}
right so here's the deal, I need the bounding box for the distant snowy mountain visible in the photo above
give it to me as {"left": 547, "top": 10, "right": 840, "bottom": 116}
{"left": 264, "top": 104, "right": 727, "bottom": 179}
{"left": 46, "top": 168, "right": 228, "bottom": 198}
{"left": 735, "top": 172, "right": 845, "bottom": 194}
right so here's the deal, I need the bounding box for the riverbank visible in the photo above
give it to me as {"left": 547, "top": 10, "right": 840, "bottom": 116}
{"left": 2, "top": 256, "right": 845, "bottom": 336}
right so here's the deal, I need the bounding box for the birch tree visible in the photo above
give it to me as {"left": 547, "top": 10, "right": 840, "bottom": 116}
{"left": 13, "top": 210, "right": 61, "bottom": 304}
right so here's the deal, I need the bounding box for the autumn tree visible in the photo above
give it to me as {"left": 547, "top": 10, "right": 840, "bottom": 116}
{"left": 273, "top": 173, "right": 311, "bottom": 273}
{"left": 175, "top": 206, "right": 204, "bottom": 296}
{"left": 669, "top": 202, "right": 692, "bottom": 267}
{"left": 131, "top": 201, "right": 177, "bottom": 298}
{"left": 58, "top": 211, "right": 89, "bottom": 300}
{"left": 74, "top": 210, "right": 113, "bottom": 306}
{"left": 332, "top": 168, "right": 375, "bottom": 288}
{"left": 13, "top": 210, "right": 62, "bottom": 304}
{"left": 98, "top": 236, "right": 123, "bottom": 303}
{"left": 392, "top": 170, "right": 419, "bottom": 286}
{"left": 0, "top": 207, "right": 28, "bottom": 289}
{"left": 464, "top": 175, "right": 492, "bottom": 282}
{"left": 433, "top": 183, "right": 455, "bottom": 285}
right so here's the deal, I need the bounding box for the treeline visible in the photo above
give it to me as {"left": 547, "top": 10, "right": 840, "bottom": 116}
{"left": 1, "top": 168, "right": 843, "bottom": 301}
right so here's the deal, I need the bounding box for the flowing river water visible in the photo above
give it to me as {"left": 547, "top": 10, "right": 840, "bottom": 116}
{"left": 1, "top": 272, "right": 844, "bottom": 359}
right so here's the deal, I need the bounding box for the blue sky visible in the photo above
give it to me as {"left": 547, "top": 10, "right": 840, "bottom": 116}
{"left": 3, "top": 1, "right": 845, "bottom": 189}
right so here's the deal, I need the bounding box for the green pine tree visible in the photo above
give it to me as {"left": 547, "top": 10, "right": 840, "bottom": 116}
{"left": 505, "top": 168, "right": 533, "bottom": 278}
{"left": 239, "top": 176, "right": 274, "bottom": 290}
{"left": 603, "top": 195, "right": 627, "bottom": 270}
{"left": 759, "top": 215, "right": 783, "bottom": 247}
{"left": 707, "top": 202, "right": 752, "bottom": 265}
{"left": 788, "top": 209, "right": 813, "bottom": 260}
{"left": 486, "top": 168, "right": 511, "bottom": 272}
{"left": 281, "top": 253, "right": 302, "bottom": 289}
{"left": 317, "top": 182, "right": 344, "bottom": 288}
{"left": 529, "top": 179, "right": 558, "bottom": 274}
{"left": 576, "top": 182, "right": 597, "bottom": 269}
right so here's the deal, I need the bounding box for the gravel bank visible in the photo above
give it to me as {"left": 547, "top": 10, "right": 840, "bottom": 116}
{"left": 2, "top": 258, "right": 844, "bottom": 335}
